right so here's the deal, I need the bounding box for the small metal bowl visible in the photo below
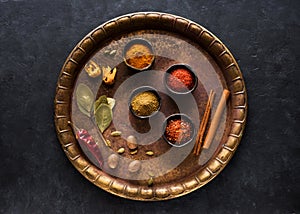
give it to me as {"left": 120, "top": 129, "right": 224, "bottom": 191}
{"left": 164, "top": 63, "right": 198, "bottom": 95}
{"left": 129, "top": 86, "right": 161, "bottom": 119}
{"left": 123, "top": 38, "right": 155, "bottom": 71}
{"left": 163, "top": 113, "right": 195, "bottom": 147}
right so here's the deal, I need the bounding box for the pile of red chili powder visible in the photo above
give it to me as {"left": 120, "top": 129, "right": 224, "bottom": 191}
{"left": 167, "top": 68, "right": 194, "bottom": 92}
{"left": 165, "top": 118, "right": 192, "bottom": 145}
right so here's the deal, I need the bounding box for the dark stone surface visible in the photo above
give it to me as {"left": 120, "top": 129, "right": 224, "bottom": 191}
{"left": 0, "top": 0, "right": 299, "bottom": 213}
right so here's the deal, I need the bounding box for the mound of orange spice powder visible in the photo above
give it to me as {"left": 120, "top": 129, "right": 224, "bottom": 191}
{"left": 125, "top": 44, "right": 154, "bottom": 69}
{"left": 167, "top": 68, "right": 194, "bottom": 92}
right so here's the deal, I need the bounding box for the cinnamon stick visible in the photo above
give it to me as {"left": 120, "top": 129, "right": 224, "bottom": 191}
{"left": 196, "top": 90, "right": 215, "bottom": 155}
{"left": 202, "top": 89, "right": 230, "bottom": 149}
{"left": 193, "top": 90, "right": 215, "bottom": 155}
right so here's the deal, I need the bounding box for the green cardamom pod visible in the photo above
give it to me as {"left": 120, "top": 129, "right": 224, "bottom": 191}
{"left": 146, "top": 151, "right": 154, "bottom": 156}
{"left": 147, "top": 177, "right": 153, "bottom": 186}
{"left": 117, "top": 147, "right": 125, "bottom": 154}
{"left": 111, "top": 131, "right": 122, "bottom": 137}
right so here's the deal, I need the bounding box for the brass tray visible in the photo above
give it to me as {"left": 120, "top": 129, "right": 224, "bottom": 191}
{"left": 54, "top": 12, "right": 247, "bottom": 201}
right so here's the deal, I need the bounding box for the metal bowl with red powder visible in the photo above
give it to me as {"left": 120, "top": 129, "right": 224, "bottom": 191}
{"left": 163, "top": 113, "right": 195, "bottom": 147}
{"left": 164, "top": 64, "right": 198, "bottom": 95}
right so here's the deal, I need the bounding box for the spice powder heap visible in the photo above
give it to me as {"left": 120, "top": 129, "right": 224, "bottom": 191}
{"left": 165, "top": 118, "right": 192, "bottom": 145}
{"left": 131, "top": 91, "right": 159, "bottom": 117}
{"left": 125, "top": 44, "right": 153, "bottom": 69}
{"left": 167, "top": 68, "right": 194, "bottom": 92}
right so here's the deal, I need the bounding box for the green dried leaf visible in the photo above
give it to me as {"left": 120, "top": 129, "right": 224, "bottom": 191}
{"left": 94, "top": 95, "right": 108, "bottom": 113}
{"left": 77, "top": 104, "right": 91, "bottom": 117}
{"left": 76, "top": 83, "right": 94, "bottom": 117}
{"left": 95, "top": 103, "right": 112, "bottom": 133}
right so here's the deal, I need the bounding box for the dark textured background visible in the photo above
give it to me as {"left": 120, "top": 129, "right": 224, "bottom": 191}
{"left": 1, "top": 0, "right": 299, "bottom": 213}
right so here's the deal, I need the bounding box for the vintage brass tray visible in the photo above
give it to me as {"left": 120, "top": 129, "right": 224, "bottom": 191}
{"left": 54, "top": 12, "right": 247, "bottom": 201}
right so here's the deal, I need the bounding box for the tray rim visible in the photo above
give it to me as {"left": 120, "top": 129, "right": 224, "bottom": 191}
{"left": 54, "top": 12, "right": 247, "bottom": 201}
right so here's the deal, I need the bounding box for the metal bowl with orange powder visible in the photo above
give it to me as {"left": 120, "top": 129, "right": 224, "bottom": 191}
{"left": 123, "top": 38, "right": 155, "bottom": 71}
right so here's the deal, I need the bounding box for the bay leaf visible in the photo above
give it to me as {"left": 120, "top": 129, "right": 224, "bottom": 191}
{"left": 77, "top": 103, "right": 91, "bottom": 117}
{"left": 76, "top": 83, "right": 94, "bottom": 117}
{"left": 95, "top": 103, "right": 112, "bottom": 133}
{"left": 94, "top": 96, "right": 116, "bottom": 113}
{"left": 94, "top": 95, "right": 108, "bottom": 113}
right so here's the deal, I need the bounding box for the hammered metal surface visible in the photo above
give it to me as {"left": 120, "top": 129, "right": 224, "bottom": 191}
{"left": 54, "top": 12, "right": 247, "bottom": 201}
